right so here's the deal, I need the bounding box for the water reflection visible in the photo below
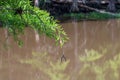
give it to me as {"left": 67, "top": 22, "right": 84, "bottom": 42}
{"left": 0, "top": 19, "right": 120, "bottom": 80}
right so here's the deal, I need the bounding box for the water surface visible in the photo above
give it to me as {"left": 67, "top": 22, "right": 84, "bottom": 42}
{"left": 0, "top": 19, "right": 120, "bottom": 80}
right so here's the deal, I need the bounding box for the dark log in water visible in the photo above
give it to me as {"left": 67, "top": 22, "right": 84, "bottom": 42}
{"left": 79, "top": 4, "right": 117, "bottom": 16}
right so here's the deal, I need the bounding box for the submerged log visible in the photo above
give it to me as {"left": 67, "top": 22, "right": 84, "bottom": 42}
{"left": 79, "top": 4, "right": 117, "bottom": 16}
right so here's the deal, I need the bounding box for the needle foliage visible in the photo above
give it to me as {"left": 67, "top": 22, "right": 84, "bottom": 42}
{"left": 0, "top": 0, "right": 68, "bottom": 46}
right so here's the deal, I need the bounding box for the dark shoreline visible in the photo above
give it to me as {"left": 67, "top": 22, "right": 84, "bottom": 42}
{"left": 41, "top": 1, "right": 120, "bottom": 16}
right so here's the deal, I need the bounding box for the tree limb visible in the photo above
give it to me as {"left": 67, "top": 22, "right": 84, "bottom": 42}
{"left": 79, "top": 4, "right": 118, "bottom": 16}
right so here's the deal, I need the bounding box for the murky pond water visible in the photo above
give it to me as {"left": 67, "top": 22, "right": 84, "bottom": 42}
{"left": 0, "top": 19, "right": 120, "bottom": 80}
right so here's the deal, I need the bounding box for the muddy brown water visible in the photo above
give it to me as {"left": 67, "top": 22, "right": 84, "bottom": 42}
{"left": 0, "top": 19, "right": 120, "bottom": 80}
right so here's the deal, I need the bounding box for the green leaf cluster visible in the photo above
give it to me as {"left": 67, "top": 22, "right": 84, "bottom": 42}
{"left": 0, "top": 0, "right": 68, "bottom": 46}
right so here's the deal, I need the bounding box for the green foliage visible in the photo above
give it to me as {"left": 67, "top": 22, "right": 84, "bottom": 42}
{"left": 0, "top": 0, "right": 68, "bottom": 46}
{"left": 21, "top": 52, "right": 70, "bottom": 80}
{"left": 62, "top": 12, "right": 120, "bottom": 20}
